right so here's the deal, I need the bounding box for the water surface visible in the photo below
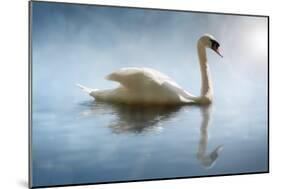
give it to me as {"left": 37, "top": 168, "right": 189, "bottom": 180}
{"left": 32, "top": 97, "right": 268, "bottom": 186}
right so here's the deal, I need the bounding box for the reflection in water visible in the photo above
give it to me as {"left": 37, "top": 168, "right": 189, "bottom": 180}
{"left": 79, "top": 101, "right": 223, "bottom": 168}
{"left": 197, "top": 105, "right": 223, "bottom": 168}
{"left": 79, "top": 101, "right": 183, "bottom": 134}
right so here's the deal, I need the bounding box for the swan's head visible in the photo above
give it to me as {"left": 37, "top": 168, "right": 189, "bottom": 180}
{"left": 199, "top": 34, "right": 223, "bottom": 58}
{"left": 198, "top": 145, "right": 223, "bottom": 169}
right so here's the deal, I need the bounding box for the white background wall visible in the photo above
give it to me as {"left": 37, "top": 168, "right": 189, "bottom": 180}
{"left": 0, "top": 0, "right": 278, "bottom": 188}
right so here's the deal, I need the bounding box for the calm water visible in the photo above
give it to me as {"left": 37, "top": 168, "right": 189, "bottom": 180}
{"left": 32, "top": 94, "right": 268, "bottom": 187}
{"left": 31, "top": 2, "right": 268, "bottom": 187}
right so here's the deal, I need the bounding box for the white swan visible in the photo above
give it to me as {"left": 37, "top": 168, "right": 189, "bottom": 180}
{"left": 78, "top": 34, "right": 222, "bottom": 105}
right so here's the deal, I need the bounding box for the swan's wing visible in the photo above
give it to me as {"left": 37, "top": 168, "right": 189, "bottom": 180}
{"left": 105, "top": 67, "right": 169, "bottom": 89}
{"left": 161, "top": 80, "right": 197, "bottom": 100}
{"left": 105, "top": 67, "right": 196, "bottom": 103}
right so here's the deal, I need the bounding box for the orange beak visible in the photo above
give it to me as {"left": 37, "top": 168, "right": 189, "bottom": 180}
{"left": 215, "top": 47, "right": 223, "bottom": 58}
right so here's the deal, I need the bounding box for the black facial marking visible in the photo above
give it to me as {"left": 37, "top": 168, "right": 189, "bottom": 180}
{"left": 210, "top": 39, "right": 220, "bottom": 50}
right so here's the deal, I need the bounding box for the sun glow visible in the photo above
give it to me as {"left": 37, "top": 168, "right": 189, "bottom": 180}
{"left": 248, "top": 22, "right": 268, "bottom": 57}
{"left": 252, "top": 27, "right": 267, "bottom": 54}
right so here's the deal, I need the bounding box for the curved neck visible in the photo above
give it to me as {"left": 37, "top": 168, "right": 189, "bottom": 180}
{"left": 197, "top": 41, "right": 213, "bottom": 101}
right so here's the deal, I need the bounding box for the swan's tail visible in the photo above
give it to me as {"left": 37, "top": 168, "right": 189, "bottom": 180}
{"left": 76, "top": 84, "right": 97, "bottom": 94}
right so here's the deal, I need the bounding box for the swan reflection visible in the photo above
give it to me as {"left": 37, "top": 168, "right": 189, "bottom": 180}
{"left": 197, "top": 105, "right": 223, "bottom": 169}
{"left": 79, "top": 101, "right": 223, "bottom": 168}
{"left": 79, "top": 101, "right": 183, "bottom": 133}
{"left": 108, "top": 104, "right": 183, "bottom": 134}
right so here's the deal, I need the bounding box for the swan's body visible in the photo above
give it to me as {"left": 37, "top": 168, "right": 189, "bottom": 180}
{"left": 79, "top": 67, "right": 199, "bottom": 105}
{"left": 78, "top": 34, "right": 222, "bottom": 105}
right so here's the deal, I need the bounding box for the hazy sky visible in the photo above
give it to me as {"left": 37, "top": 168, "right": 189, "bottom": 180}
{"left": 31, "top": 2, "right": 268, "bottom": 109}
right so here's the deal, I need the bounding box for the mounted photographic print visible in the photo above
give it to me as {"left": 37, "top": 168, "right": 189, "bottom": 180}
{"left": 29, "top": 1, "right": 269, "bottom": 188}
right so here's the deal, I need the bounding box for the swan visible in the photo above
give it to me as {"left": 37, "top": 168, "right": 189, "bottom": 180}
{"left": 78, "top": 34, "right": 222, "bottom": 105}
